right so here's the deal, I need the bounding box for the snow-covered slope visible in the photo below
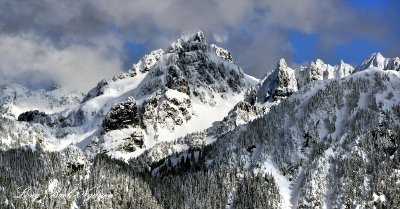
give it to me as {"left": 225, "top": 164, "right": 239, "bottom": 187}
{"left": 0, "top": 83, "right": 83, "bottom": 118}
{"left": 200, "top": 68, "right": 400, "bottom": 208}
{"left": 0, "top": 83, "right": 83, "bottom": 150}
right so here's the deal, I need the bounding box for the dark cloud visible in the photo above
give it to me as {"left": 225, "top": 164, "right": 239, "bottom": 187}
{"left": 0, "top": 0, "right": 107, "bottom": 40}
{"left": 0, "top": 0, "right": 398, "bottom": 91}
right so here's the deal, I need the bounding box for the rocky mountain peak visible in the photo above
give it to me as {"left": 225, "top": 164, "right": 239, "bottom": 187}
{"left": 137, "top": 30, "right": 252, "bottom": 101}
{"left": 387, "top": 57, "right": 400, "bottom": 71}
{"left": 39, "top": 31, "right": 258, "bottom": 160}
{"left": 313, "top": 58, "right": 325, "bottom": 66}
{"left": 370, "top": 52, "right": 385, "bottom": 61}
{"left": 307, "top": 59, "right": 327, "bottom": 81}
{"left": 357, "top": 52, "right": 400, "bottom": 72}
{"left": 257, "top": 58, "right": 297, "bottom": 102}
{"left": 334, "top": 59, "right": 354, "bottom": 78}
{"left": 168, "top": 30, "right": 207, "bottom": 54}
{"left": 257, "top": 58, "right": 357, "bottom": 104}
{"left": 181, "top": 30, "right": 206, "bottom": 43}
{"left": 277, "top": 58, "right": 288, "bottom": 68}
{"left": 359, "top": 52, "right": 386, "bottom": 70}
{"left": 337, "top": 59, "right": 345, "bottom": 66}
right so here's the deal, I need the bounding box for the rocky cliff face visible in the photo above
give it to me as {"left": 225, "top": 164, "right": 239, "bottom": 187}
{"left": 17, "top": 110, "right": 48, "bottom": 125}
{"left": 141, "top": 89, "right": 192, "bottom": 134}
{"left": 102, "top": 97, "right": 140, "bottom": 132}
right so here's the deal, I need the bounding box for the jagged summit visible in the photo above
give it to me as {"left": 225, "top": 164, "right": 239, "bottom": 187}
{"left": 257, "top": 58, "right": 297, "bottom": 102}
{"left": 256, "top": 57, "right": 354, "bottom": 103}
{"left": 255, "top": 52, "right": 399, "bottom": 106}
{"left": 334, "top": 59, "right": 354, "bottom": 78}
{"left": 356, "top": 52, "right": 400, "bottom": 72}
{"left": 278, "top": 58, "right": 288, "bottom": 67}
{"left": 360, "top": 52, "right": 386, "bottom": 70}
{"left": 168, "top": 31, "right": 207, "bottom": 54}
{"left": 83, "top": 31, "right": 244, "bottom": 103}
{"left": 180, "top": 30, "right": 206, "bottom": 43}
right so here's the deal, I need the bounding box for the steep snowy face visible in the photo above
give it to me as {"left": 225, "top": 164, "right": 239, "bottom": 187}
{"left": 357, "top": 52, "right": 400, "bottom": 72}
{"left": 81, "top": 50, "right": 165, "bottom": 103}
{"left": 0, "top": 85, "right": 16, "bottom": 117}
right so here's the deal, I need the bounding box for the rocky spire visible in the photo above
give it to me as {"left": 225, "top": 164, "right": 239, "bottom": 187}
{"left": 257, "top": 58, "right": 298, "bottom": 102}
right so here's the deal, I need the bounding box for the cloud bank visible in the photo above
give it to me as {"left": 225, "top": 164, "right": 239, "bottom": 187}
{"left": 0, "top": 0, "right": 398, "bottom": 91}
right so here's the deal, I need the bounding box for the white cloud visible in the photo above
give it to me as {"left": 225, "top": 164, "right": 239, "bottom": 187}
{"left": 0, "top": 34, "right": 124, "bottom": 92}
{"left": 213, "top": 31, "right": 229, "bottom": 44}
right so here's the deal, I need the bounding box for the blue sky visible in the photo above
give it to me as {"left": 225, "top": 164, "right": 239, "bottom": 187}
{"left": 288, "top": 0, "right": 400, "bottom": 66}
{"left": 0, "top": 0, "right": 399, "bottom": 91}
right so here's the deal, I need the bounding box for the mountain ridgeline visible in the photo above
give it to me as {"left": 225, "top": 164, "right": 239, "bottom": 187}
{"left": 0, "top": 31, "right": 400, "bottom": 209}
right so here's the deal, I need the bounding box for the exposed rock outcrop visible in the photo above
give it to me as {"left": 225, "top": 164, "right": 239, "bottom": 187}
{"left": 142, "top": 90, "right": 192, "bottom": 133}
{"left": 102, "top": 97, "right": 140, "bottom": 132}
{"left": 18, "top": 110, "right": 48, "bottom": 125}
{"left": 211, "top": 44, "right": 234, "bottom": 63}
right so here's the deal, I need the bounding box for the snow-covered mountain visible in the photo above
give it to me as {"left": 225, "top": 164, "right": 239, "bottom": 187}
{"left": 356, "top": 52, "right": 400, "bottom": 72}
{"left": 209, "top": 68, "right": 400, "bottom": 208}
{"left": 1, "top": 31, "right": 400, "bottom": 209}
{"left": 257, "top": 58, "right": 354, "bottom": 103}
{"left": 0, "top": 31, "right": 258, "bottom": 160}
